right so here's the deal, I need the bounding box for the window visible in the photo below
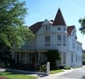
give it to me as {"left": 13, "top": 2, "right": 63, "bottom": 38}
{"left": 63, "top": 52, "right": 66, "bottom": 64}
{"left": 44, "top": 24, "right": 50, "bottom": 31}
{"left": 57, "top": 27, "right": 61, "bottom": 31}
{"left": 57, "top": 35, "right": 61, "bottom": 41}
{"left": 46, "top": 25, "right": 48, "bottom": 30}
{"left": 57, "top": 35, "right": 61, "bottom": 45}
{"left": 63, "top": 35, "right": 66, "bottom": 45}
{"left": 45, "top": 36, "right": 50, "bottom": 46}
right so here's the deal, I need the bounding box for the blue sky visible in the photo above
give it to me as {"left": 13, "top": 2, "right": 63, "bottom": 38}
{"left": 23, "top": 0, "right": 85, "bottom": 49}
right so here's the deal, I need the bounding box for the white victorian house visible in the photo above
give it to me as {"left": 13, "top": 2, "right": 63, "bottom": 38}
{"left": 12, "top": 9, "right": 82, "bottom": 67}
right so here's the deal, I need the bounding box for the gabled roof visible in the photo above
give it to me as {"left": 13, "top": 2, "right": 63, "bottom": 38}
{"left": 29, "top": 9, "right": 75, "bottom": 34}
{"left": 29, "top": 22, "right": 43, "bottom": 34}
{"left": 53, "top": 8, "right": 66, "bottom": 26}
{"left": 67, "top": 25, "right": 75, "bottom": 36}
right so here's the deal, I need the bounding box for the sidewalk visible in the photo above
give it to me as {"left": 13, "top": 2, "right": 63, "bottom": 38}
{"left": 40, "top": 67, "right": 83, "bottom": 79}
{"left": 0, "top": 67, "right": 83, "bottom": 79}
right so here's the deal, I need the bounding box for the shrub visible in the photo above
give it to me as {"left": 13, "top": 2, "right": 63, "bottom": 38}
{"left": 72, "top": 66, "right": 82, "bottom": 69}
{"left": 39, "top": 64, "right": 46, "bottom": 72}
{"left": 64, "top": 66, "right": 71, "bottom": 70}
{"left": 59, "top": 66, "right": 64, "bottom": 69}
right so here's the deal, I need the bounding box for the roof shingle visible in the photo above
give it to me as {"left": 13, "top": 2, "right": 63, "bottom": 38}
{"left": 53, "top": 8, "right": 66, "bottom": 26}
{"left": 29, "top": 22, "right": 43, "bottom": 34}
{"left": 67, "top": 25, "right": 75, "bottom": 36}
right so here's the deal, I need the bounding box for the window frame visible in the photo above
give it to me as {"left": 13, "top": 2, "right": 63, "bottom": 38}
{"left": 45, "top": 36, "right": 50, "bottom": 46}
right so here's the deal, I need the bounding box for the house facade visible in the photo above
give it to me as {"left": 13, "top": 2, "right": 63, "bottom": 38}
{"left": 12, "top": 9, "right": 82, "bottom": 67}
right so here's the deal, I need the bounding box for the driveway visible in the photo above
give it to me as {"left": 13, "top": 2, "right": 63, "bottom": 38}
{"left": 40, "top": 66, "right": 85, "bottom": 79}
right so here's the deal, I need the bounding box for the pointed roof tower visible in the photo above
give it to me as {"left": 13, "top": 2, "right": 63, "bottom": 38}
{"left": 53, "top": 8, "right": 66, "bottom": 26}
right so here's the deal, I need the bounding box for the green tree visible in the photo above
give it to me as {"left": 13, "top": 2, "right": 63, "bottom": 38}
{"left": 45, "top": 50, "right": 61, "bottom": 69}
{"left": 79, "top": 18, "right": 85, "bottom": 34}
{"left": 0, "top": 0, "right": 34, "bottom": 48}
{"left": 0, "top": 0, "right": 34, "bottom": 65}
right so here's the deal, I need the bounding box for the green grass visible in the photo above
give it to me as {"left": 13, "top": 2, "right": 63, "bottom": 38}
{"left": 50, "top": 69, "right": 63, "bottom": 74}
{"left": 0, "top": 72, "right": 37, "bottom": 79}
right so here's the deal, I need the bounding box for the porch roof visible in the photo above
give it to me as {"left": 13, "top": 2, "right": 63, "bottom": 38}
{"left": 11, "top": 49, "right": 48, "bottom": 53}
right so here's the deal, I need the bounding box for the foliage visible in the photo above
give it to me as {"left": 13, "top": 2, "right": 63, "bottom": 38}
{"left": 64, "top": 66, "right": 71, "bottom": 70}
{"left": 0, "top": 0, "right": 34, "bottom": 48}
{"left": 79, "top": 18, "right": 85, "bottom": 34}
{"left": 72, "top": 66, "right": 82, "bottom": 69}
{"left": 0, "top": 0, "right": 34, "bottom": 67}
{"left": 45, "top": 50, "right": 61, "bottom": 69}
{"left": 39, "top": 64, "right": 46, "bottom": 72}
{"left": 0, "top": 59, "right": 5, "bottom": 67}
{"left": 0, "top": 72, "right": 37, "bottom": 79}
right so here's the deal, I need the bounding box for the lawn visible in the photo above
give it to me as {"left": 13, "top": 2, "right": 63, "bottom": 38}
{"left": 50, "top": 69, "right": 63, "bottom": 74}
{"left": 0, "top": 72, "right": 37, "bottom": 79}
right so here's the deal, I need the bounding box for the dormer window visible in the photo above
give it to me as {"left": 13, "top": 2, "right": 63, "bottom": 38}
{"left": 43, "top": 19, "right": 50, "bottom": 31}
{"left": 44, "top": 24, "right": 50, "bottom": 31}
{"left": 46, "top": 25, "right": 48, "bottom": 31}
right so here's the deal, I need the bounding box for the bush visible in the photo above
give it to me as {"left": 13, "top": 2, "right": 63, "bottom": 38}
{"left": 59, "top": 66, "right": 64, "bottom": 69}
{"left": 64, "top": 66, "right": 71, "bottom": 70}
{"left": 0, "top": 59, "right": 5, "bottom": 67}
{"left": 72, "top": 66, "right": 82, "bottom": 69}
{"left": 39, "top": 64, "right": 46, "bottom": 72}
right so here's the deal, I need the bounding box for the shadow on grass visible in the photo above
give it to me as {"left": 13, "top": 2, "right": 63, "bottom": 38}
{"left": 2, "top": 69, "right": 48, "bottom": 77}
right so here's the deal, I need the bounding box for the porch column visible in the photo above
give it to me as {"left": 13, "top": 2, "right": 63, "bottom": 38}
{"left": 24, "top": 52, "right": 27, "bottom": 64}
{"left": 38, "top": 52, "right": 40, "bottom": 63}
{"left": 15, "top": 52, "right": 17, "bottom": 63}
{"left": 18, "top": 52, "right": 22, "bottom": 62}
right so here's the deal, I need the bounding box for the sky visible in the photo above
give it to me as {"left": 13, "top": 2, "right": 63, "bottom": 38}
{"left": 22, "top": 0, "right": 85, "bottom": 50}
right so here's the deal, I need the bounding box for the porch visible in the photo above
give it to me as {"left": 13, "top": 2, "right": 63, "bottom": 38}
{"left": 12, "top": 49, "right": 48, "bottom": 67}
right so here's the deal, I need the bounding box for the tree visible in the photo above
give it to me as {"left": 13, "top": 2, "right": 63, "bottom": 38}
{"left": 0, "top": 0, "right": 34, "bottom": 48}
{"left": 0, "top": 0, "right": 34, "bottom": 65}
{"left": 79, "top": 18, "right": 85, "bottom": 34}
{"left": 45, "top": 50, "right": 61, "bottom": 69}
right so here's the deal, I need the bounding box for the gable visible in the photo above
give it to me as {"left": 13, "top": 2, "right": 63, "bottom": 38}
{"left": 67, "top": 25, "right": 75, "bottom": 36}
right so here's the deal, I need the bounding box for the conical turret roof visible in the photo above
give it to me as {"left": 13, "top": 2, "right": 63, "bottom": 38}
{"left": 53, "top": 8, "right": 66, "bottom": 26}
